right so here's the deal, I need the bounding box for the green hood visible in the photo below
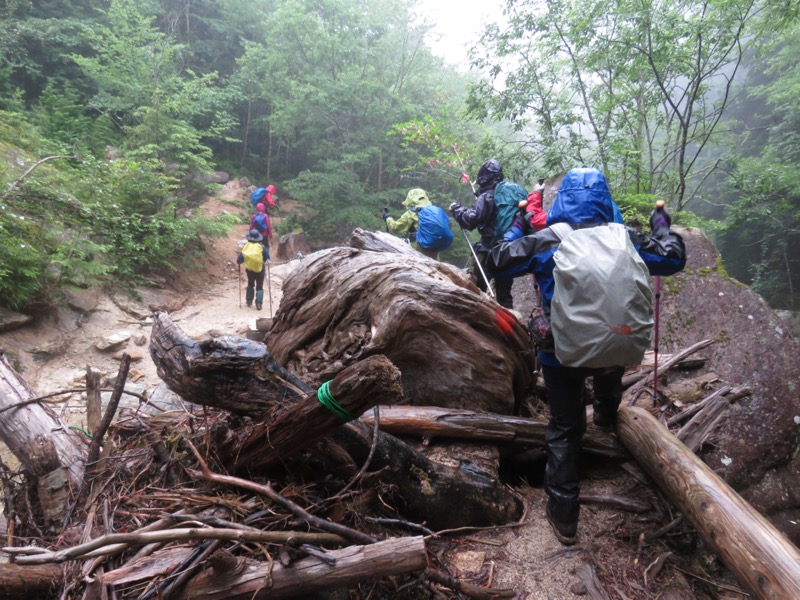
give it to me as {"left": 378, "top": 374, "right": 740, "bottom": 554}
{"left": 402, "top": 188, "right": 431, "bottom": 209}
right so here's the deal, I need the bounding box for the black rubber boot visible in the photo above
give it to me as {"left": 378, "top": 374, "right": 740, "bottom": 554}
{"left": 546, "top": 496, "right": 578, "bottom": 546}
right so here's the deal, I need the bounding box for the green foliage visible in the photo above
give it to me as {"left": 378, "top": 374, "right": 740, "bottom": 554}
{"left": 0, "top": 110, "right": 235, "bottom": 309}
{"left": 468, "top": 0, "right": 768, "bottom": 209}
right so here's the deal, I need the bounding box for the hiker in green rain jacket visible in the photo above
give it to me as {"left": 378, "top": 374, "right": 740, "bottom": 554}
{"left": 382, "top": 188, "right": 439, "bottom": 259}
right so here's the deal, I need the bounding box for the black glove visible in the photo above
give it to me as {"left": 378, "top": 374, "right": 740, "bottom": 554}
{"left": 449, "top": 202, "right": 459, "bottom": 216}
{"left": 381, "top": 208, "right": 392, "bottom": 220}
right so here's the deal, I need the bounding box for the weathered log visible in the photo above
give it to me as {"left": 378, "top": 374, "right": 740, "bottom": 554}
{"left": 0, "top": 563, "right": 63, "bottom": 599}
{"left": 359, "top": 405, "right": 628, "bottom": 459}
{"left": 675, "top": 386, "right": 750, "bottom": 453}
{"left": 267, "top": 238, "right": 534, "bottom": 414}
{"left": 149, "top": 311, "right": 310, "bottom": 416}
{"left": 624, "top": 339, "right": 715, "bottom": 404}
{"left": 234, "top": 355, "right": 403, "bottom": 471}
{"left": 0, "top": 352, "right": 85, "bottom": 522}
{"left": 616, "top": 406, "right": 800, "bottom": 600}
{"left": 150, "top": 314, "right": 523, "bottom": 529}
{"left": 328, "top": 420, "right": 523, "bottom": 529}
{"left": 174, "top": 536, "right": 427, "bottom": 600}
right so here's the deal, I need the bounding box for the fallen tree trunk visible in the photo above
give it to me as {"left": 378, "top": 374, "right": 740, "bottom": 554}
{"left": 174, "top": 536, "right": 427, "bottom": 600}
{"left": 617, "top": 406, "right": 800, "bottom": 600}
{"left": 0, "top": 563, "right": 62, "bottom": 599}
{"left": 150, "top": 314, "right": 523, "bottom": 529}
{"left": 267, "top": 236, "right": 534, "bottom": 415}
{"left": 359, "top": 406, "right": 627, "bottom": 459}
{"left": 234, "top": 355, "right": 403, "bottom": 471}
{"left": 0, "top": 352, "right": 85, "bottom": 522}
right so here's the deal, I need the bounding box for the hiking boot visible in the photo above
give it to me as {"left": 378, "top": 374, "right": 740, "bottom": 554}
{"left": 593, "top": 411, "right": 617, "bottom": 432}
{"left": 256, "top": 303, "right": 262, "bottom": 310}
{"left": 546, "top": 501, "right": 578, "bottom": 546}
{"left": 246, "top": 301, "right": 252, "bottom": 307}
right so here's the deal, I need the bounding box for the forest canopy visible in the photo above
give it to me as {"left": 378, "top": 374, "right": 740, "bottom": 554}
{"left": 0, "top": 0, "right": 798, "bottom": 310}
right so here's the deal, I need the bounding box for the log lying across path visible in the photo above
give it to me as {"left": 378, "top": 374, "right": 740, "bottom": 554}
{"left": 149, "top": 312, "right": 523, "bottom": 529}
{"left": 617, "top": 406, "right": 800, "bottom": 600}
{"left": 360, "top": 405, "right": 628, "bottom": 459}
{"left": 173, "top": 536, "right": 427, "bottom": 600}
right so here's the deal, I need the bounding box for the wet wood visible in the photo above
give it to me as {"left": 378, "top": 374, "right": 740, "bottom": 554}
{"left": 233, "top": 355, "right": 402, "bottom": 470}
{"left": 174, "top": 536, "right": 427, "bottom": 600}
{"left": 150, "top": 314, "right": 524, "bottom": 529}
{"left": 267, "top": 238, "right": 534, "bottom": 415}
{"left": 0, "top": 563, "right": 63, "bottom": 599}
{"left": 617, "top": 406, "right": 800, "bottom": 600}
{"left": 0, "top": 352, "right": 85, "bottom": 522}
{"left": 675, "top": 386, "right": 750, "bottom": 453}
{"left": 359, "top": 405, "right": 628, "bottom": 459}
{"left": 149, "top": 311, "right": 311, "bottom": 416}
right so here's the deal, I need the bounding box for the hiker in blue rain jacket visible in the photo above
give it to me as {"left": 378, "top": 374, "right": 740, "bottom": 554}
{"left": 488, "top": 167, "right": 686, "bottom": 546}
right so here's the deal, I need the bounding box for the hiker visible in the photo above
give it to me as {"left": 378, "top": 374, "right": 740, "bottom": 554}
{"left": 250, "top": 202, "right": 272, "bottom": 255}
{"left": 382, "top": 188, "right": 450, "bottom": 259}
{"left": 251, "top": 184, "right": 277, "bottom": 210}
{"left": 504, "top": 179, "right": 548, "bottom": 241}
{"left": 237, "top": 230, "right": 270, "bottom": 310}
{"left": 449, "top": 159, "right": 517, "bottom": 309}
{"left": 503, "top": 178, "right": 625, "bottom": 242}
{"left": 488, "top": 167, "right": 686, "bottom": 546}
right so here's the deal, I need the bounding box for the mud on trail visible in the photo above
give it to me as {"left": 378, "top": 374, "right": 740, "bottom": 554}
{"left": 0, "top": 182, "right": 743, "bottom": 599}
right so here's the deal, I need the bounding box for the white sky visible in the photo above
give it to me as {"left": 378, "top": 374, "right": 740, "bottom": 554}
{"left": 413, "top": 0, "right": 504, "bottom": 69}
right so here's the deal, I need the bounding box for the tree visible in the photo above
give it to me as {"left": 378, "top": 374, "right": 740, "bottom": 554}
{"left": 469, "top": 0, "right": 764, "bottom": 209}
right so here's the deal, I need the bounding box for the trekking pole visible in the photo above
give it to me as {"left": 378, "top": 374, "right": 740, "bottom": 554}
{"left": 237, "top": 263, "right": 242, "bottom": 308}
{"left": 651, "top": 199, "right": 665, "bottom": 402}
{"left": 652, "top": 274, "right": 661, "bottom": 402}
{"left": 265, "top": 260, "right": 273, "bottom": 318}
{"left": 461, "top": 226, "right": 496, "bottom": 298}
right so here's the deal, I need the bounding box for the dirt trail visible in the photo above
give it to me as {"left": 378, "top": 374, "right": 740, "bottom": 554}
{"left": 0, "top": 181, "right": 722, "bottom": 599}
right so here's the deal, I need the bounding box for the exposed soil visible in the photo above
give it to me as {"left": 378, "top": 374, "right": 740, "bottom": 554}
{"left": 0, "top": 181, "right": 747, "bottom": 599}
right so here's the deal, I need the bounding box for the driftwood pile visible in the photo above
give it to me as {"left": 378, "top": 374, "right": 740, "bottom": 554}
{"left": 0, "top": 230, "right": 799, "bottom": 599}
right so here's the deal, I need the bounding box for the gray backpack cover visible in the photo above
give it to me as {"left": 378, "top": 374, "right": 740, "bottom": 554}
{"left": 549, "top": 222, "right": 653, "bottom": 368}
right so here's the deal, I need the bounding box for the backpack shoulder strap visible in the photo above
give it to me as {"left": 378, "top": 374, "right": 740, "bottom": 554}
{"left": 549, "top": 222, "right": 574, "bottom": 240}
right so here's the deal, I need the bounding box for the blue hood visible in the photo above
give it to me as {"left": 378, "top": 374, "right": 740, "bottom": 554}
{"left": 547, "top": 168, "right": 618, "bottom": 225}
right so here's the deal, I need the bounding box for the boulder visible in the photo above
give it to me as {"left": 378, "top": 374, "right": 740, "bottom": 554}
{"left": 275, "top": 232, "right": 311, "bottom": 261}
{"left": 0, "top": 306, "right": 33, "bottom": 332}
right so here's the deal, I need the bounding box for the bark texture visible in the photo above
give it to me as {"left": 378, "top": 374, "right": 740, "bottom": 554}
{"left": 0, "top": 352, "right": 85, "bottom": 522}
{"left": 617, "top": 406, "right": 800, "bottom": 600}
{"left": 267, "top": 240, "right": 534, "bottom": 414}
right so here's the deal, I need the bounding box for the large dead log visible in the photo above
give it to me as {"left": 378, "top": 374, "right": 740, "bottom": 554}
{"left": 149, "top": 311, "right": 310, "bottom": 415}
{"left": 0, "top": 563, "right": 62, "bottom": 599}
{"left": 149, "top": 315, "right": 523, "bottom": 529}
{"left": 359, "top": 405, "right": 628, "bottom": 459}
{"left": 617, "top": 406, "right": 800, "bottom": 600}
{"left": 267, "top": 238, "right": 534, "bottom": 415}
{"left": 174, "top": 536, "right": 427, "bottom": 600}
{"left": 0, "top": 352, "right": 85, "bottom": 522}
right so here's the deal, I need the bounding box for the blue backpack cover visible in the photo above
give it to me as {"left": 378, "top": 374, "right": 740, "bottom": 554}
{"left": 493, "top": 181, "right": 528, "bottom": 239}
{"left": 413, "top": 206, "right": 453, "bottom": 252}
{"left": 251, "top": 187, "right": 267, "bottom": 206}
{"left": 252, "top": 213, "right": 268, "bottom": 235}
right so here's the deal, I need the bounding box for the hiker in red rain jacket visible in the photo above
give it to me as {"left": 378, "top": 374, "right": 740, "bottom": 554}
{"left": 264, "top": 184, "right": 277, "bottom": 209}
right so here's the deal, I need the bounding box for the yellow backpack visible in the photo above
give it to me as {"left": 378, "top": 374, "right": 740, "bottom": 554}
{"left": 241, "top": 242, "right": 264, "bottom": 272}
